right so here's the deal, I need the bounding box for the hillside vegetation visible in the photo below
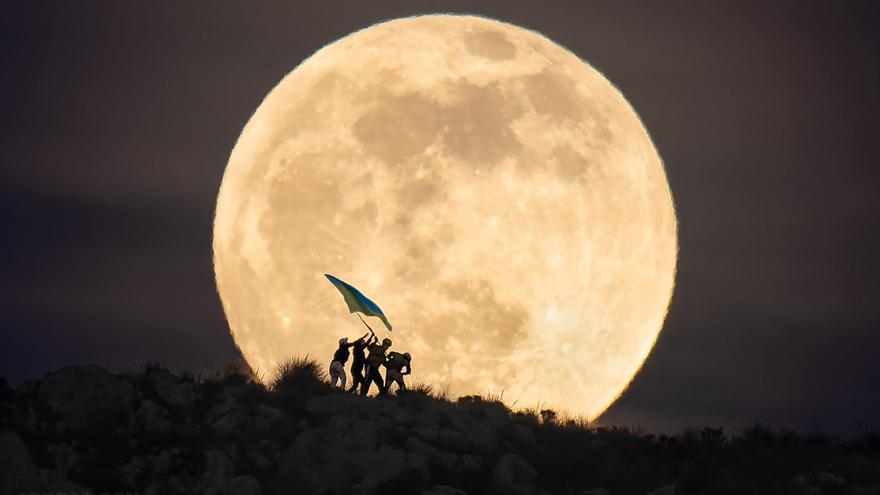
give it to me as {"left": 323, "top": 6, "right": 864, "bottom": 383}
{"left": 0, "top": 359, "right": 878, "bottom": 495}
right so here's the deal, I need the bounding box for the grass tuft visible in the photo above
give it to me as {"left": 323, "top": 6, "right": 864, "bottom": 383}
{"left": 271, "top": 356, "right": 326, "bottom": 393}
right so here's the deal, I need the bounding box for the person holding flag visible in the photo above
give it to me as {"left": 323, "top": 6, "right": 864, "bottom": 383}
{"left": 362, "top": 337, "right": 392, "bottom": 396}
{"left": 347, "top": 332, "right": 375, "bottom": 394}
{"left": 384, "top": 350, "right": 412, "bottom": 393}
{"left": 324, "top": 274, "right": 396, "bottom": 395}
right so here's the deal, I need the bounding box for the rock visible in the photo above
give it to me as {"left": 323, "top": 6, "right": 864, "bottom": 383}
{"left": 491, "top": 454, "right": 537, "bottom": 495}
{"left": 118, "top": 455, "right": 148, "bottom": 488}
{"left": 406, "top": 436, "right": 458, "bottom": 472}
{"left": 449, "top": 412, "right": 477, "bottom": 431}
{"left": 358, "top": 445, "right": 407, "bottom": 488}
{"left": 791, "top": 474, "right": 820, "bottom": 495}
{"left": 45, "top": 477, "right": 88, "bottom": 492}
{"left": 0, "top": 431, "right": 43, "bottom": 492}
{"left": 423, "top": 485, "right": 469, "bottom": 495}
{"left": 38, "top": 365, "right": 135, "bottom": 434}
{"left": 199, "top": 448, "right": 234, "bottom": 495}
{"left": 207, "top": 396, "right": 240, "bottom": 421}
{"left": 506, "top": 424, "right": 537, "bottom": 450}
{"left": 134, "top": 399, "right": 172, "bottom": 434}
{"left": 576, "top": 489, "right": 610, "bottom": 495}
{"left": 459, "top": 454, "right": 480, "bottom": 474}
{"left": 15, "top": 379, "right": 40, "bottom": 398}
{"left": 0, "top": 377, "right": 11, "bottom": 400}
{"left": 392, "top": 406, "right": 417, "bottom": 426}
{"left": 252, "top": 404, "right": 285, "bottom": 434}
{"left": 406, "top": 452, "right": 432, "bottom": 486}
{"left": 49, "top": 476, "right": 86, "bottom": 490}
{"left": 47, "top": 442, "right": 78, "bottom": 476}
{"left": 413, "top": 424, "right": 439, "bottom": 443}
{"left": 253, "top": 455, "right": 271, "bottom": 472}
{"left": 281, "top": 415, "right": 383, "bottom": 493}
{"left": 149, "top": 449, "right": 174, "bottom": 476}
{"left": 208, "top": 396, "right": 247, "bottom": 436}
{"left": 305, "top": 394, "right": 358, "bottom": 416}
{"left": 359, "top": 398, "right": 400, "bottom": 419}
{"left": 158, "top": 382, "right": 199, "bottom": 411}
{"left": 437, "top": 427, "right": 469, "bottom": 452}
{"left": 14, "top": 403, "right": 39, "bottom": 432}
{"left": 224, "top": 475, "right": 262, "bottom": 495}
{"left": 645, "top": 485, "right": 676, "bottom": 495}
{"left": 284, "top": 416, "right": 380, "bottom": 469}
{"left": 213, "top": 409, "right": 248, "bottom": 436}
{"left": 145, "top": 368, "right": 180, "bottom": 393}
{"left": 813, "top": 471, "right": 845, "bottom": 488}
{"left": 467, "top": 423, "right": 498, "bottom": 452}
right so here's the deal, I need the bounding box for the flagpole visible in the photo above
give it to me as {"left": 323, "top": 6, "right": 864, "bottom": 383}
{"left": 357, "top": 313, "right": 377, "bottom": 338}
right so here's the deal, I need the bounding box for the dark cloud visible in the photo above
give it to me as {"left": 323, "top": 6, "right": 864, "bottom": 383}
{"left": 2, "top": 1, "right": 879, "bottom": 434}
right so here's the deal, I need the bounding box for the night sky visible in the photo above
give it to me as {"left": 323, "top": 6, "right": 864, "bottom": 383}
{"left": 3, "top": 1, "right": 879, "bottom": 435}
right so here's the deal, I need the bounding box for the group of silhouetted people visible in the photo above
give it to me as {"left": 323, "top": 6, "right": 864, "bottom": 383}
{"left": 328, "top": 332, "right": 411, "bottom": 395}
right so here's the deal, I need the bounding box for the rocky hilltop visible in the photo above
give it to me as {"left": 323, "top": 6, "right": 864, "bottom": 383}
{"left": 0, "top": 361, "right": 878, "bottom": 495}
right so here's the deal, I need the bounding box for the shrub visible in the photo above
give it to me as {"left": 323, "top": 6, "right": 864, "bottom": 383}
{"left": 271, "top": 356, "right": 326, "bottom": 394}
{"left": 220, "top": 359, "right": 257, "bottom": 386}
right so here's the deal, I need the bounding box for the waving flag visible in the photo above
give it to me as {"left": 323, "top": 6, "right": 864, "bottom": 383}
{"left": 324, "top": 274, "right": 392, "bottom": 332}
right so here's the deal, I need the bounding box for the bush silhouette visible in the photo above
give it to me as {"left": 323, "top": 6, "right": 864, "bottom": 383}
{"left": 3, "top": 358, "right": 879, "bottom": 495}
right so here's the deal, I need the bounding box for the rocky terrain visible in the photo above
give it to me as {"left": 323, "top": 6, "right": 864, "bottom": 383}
{"left": 0, "top": 360, "right": 878, "bottom": 495}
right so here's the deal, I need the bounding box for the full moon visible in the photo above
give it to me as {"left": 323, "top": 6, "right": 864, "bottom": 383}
{"left": 213, "top": 14, "right": 676, "bottom": 420}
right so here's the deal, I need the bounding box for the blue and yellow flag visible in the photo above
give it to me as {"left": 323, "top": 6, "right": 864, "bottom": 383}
{"left": 324, "top": 274, "right": 392, "bottom": 332}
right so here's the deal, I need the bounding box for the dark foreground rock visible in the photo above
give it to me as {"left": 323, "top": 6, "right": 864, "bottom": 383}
{"left": 0, "top": 364, "right": 878, "bottom": 495}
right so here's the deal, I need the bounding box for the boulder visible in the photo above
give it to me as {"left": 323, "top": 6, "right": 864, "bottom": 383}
{"left": 149, "top": 449, "right": 174, "bottom": 476}
{"left": 252, "top": 404, "right": 286, "bottom": 434}
{"left": 284, "top": 416, "right": 380, "bottom": 469}
{"left": 208, "top": 397, "right": 247, "bottom": 436}
{"left": 117, "top": 455, "right": 148, "bottom": 488}
{"left": 46, "top": 442, "right": 78, "bottom": 476}
{"left": 133, "top": 399, "right": 172, "bottom": 434}
{"left": 491, "top": 454, "right": 537, "bottom": 495}
{"left": 576, "top": 489, "right": 610, "bottom": 495}
{"left": 645, "top": 486, "right": 676, "bottom": 495}
{"left": 413, "top": 424, "right": 439, "bottom": 443}
{"left": 224, "top": 475, "right": 262, "bottom": 495}
{"left": 158, "top": 382, "right": 199, "bottom": 411}
{"left": 813, "top": 471, "right": 846, "bottom": 488}
{"left": 406, "top": 437, "right": 459, "bottom": 473}
{"left": 506, "top": 424, "right": 537, "bottom": 450}
{"left": 0, "top": 431, "right": 43, "bottom": 493}
{"left": 199, "top": 448, "right": 234, "bottom": 495}
{"left": 459, "top": 454, "right": 480, "bottom": 475}
{"left": 305, "top": 394, "right": 358, "bottom": 417}
{"left": 144, "top": 368, "right": 180, "bottom": 394}
{"left": 45, "top": 477, "right": 88, "bottom": 492}
{"left": 790, "top": 475, "right": 821, "bottom": 495}
{"left": 0, "top": 377, "right": 11, "bottom": 400}
{"left": 437, "top": 427, "right": 469, "bottom": 452}
{"left": 467, "top": 423, "right": 499, "bottom": 452}
{"left": 391, "top": 405, "right": 417, "bottom": 426}
{"left": 15, "top": 379, "right": 40, "bottom": 398}
{"left": 358, "top": 445, "right": 407, "bottom": 488}
{"left": 423, "top": 485, "right": 468, "bottom": 495}
{"left": 37, "top": 365, "right": 135, "bottom": 434}
{"left": 406, "top": 452, "right": 432, "bottom": 487}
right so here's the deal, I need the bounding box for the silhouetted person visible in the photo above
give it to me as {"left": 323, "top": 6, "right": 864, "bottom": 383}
{"left": 346, "top": 333, "right": 372, "bottom": 394}
{"left": 384, "top": 351, "right": 411, "bottom": 393}
{"left": 329, "top": 337, "right": 357, "bottom": 389}
{"left": 361, "top": 337, "right": 392, "bottom": 396}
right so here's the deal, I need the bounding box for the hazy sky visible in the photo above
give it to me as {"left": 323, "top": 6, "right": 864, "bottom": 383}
{"left": 2, "top": 1, "right": 878, "bottom": 434}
